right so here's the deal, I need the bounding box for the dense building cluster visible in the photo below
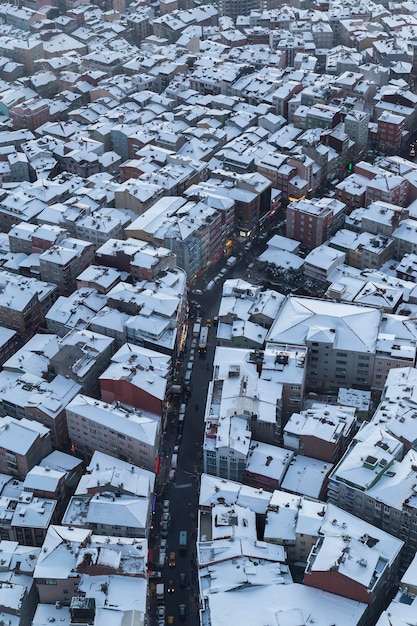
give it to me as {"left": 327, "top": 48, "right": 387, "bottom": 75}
{"left": 1, "top": 0, "right": 417, "bottom": 624}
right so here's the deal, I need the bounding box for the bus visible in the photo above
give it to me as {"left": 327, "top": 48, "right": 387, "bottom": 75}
{"left": 198, "top": 326, "right": 208, "bottom": 356}
{"left": 179, "top": 530, "right": 188, "bottom": 554}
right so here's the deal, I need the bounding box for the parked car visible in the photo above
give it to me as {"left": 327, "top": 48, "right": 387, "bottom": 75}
{"left": 162, "top": 512, "right": 170, "bottom": 524}
{"left": 161, "top": 522, "right": 169, "bottom": 537}
{"left": 168, "top": 580, "right": 175, "bottom": 593}
{"left": 148, "top": 571, "right": 161, "bottom": 579}
{"left": 179, "top": 604, "right": 186, "bottom": 621}
{"left": 157, "top": 606, "right": 165, "bottom": 620}
{"left": 160, "top": 539, "right": 167, "bottom": 552}
{"left": 169, "top": 551, "right": 176, "bottom": 567}
{"left": 163, "top": 500, "right": 170, "bottom": 513}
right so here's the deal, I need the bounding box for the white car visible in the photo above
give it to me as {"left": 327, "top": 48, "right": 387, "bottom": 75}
{"left": 158, "top": 606, "right": 165, "bottom": 620}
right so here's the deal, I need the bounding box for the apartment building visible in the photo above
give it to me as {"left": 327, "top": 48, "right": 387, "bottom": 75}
{"left": 45, "top": 288, "right": 107, "bottom": 337}
{"left": 286, "top": 197, "right": 346, "bottom": 249}
{"left": 39, "top": 238, "right": 95, "bottom": 297}
{"left": 204, "top": 413, "right": 252, "bottom": 482}
{"left": 344, "top": 110, "right": 370, "bottom": 157}
{"left": 328, "top": 230, "right": 395, "bottom": 270}
{"left": 392, "top": 218, "right": 417, "bottom": 259}
{"left": 0, "top": 416, "right": 52, "bottom": 479}
{"left": 327, "top": 422, "right": 417, "bottom": 567}
{"left": 50, "top": 329, "right": 116, "bottom": 397}
{"left": 10, "top": 98, "right": 50, "bottom": 131}
{"left": 372, "top": 318, "right": 417, "bottom": 389}
{"left": 0, "top": 271, "right": 57, "bottom": 338}
{"left": 377, "top": 110, "right": 405, "bottom": 153}
{"left": 346, "top": 201, "right": 407, "bottom": 236}
{"left": 66, "top": 394, "right": 161, "bottom": 470}
{"left": 267, "top": 296, "right": 381, "bottom": 393}
{"left": 8, "top": 222, "right": 68, "bottom": 255}
{"left": 62, "top": 451, "right": 155, "bottom": 539}
{"left": 0, "top": 327, "right": 18, "bottom": 367}
{"left": 34, "top": 526, "right": 147, "bottom": 608}
{"left": 99, "top": 342, "right": 171, "bottom": 416}
{"left": 283, "top": 403, "right": 357, "bottom": 464}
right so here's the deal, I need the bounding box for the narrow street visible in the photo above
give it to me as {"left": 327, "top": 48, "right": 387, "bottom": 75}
{"left": 148, "top": 296, "right": 219, "bottom": 625}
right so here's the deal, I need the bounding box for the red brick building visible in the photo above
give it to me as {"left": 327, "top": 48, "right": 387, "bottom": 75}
{"left": 10, "top": 98, "right": 50, "bottom": 132}
{"left": 377, "top": 110, "right": 405, "bottom": 153}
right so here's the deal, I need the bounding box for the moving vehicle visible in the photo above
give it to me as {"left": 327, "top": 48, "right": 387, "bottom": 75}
{"left": 410, "top": 143, "right": 416, "bottom": 157}
{"left": 206, "top": 318, "right": 211, "bottom": 328}
{"left": 169, "top": 551, "right": 176, "bottom": 567}
{"left": 179, "top": 572, "right": 186, "bottom": 588}
{"left": 179, "top": 604, "right": 186, "bottom": 621}
{"left": 199, "top": 326, "right": 208, "bottom": 356}
{"left": 179, "top": 530, "right": 188, "bottom": 554}
{"left": 168, "top": 580, "right": 175, "bottom": 593}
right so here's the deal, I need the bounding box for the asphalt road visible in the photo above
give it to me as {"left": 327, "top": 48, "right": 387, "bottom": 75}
{"left": 148, "top": 235, "right": 273, "bottom": 625}
{"left": 149, "top": 309, "right": 218, "bottom": 625}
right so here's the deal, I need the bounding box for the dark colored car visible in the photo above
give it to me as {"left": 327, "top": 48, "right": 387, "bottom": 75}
{"left": 179, "top": 572, "right": 186, "bottom": 588}
{"left": 179, "top": 604, "right": 186, "bottom": 621}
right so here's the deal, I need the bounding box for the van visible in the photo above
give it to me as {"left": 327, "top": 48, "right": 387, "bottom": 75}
{"left": 156, "top": 583, "right": 164, "bottom": 602}
{"left": 226, "top": 255, "right": 237, "bottom": 267}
